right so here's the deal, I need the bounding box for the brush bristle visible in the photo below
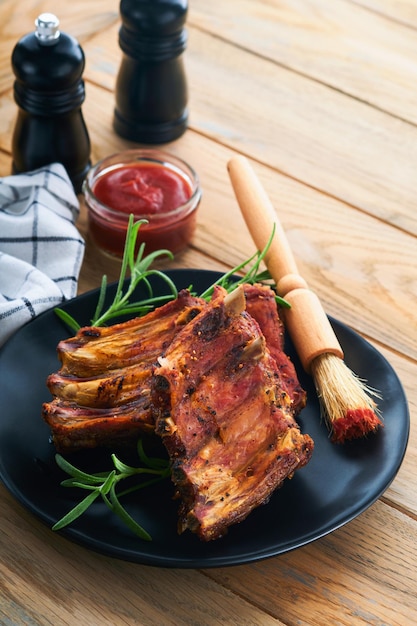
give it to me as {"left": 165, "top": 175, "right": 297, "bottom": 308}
{"left": 310, "top": 353, "right": 383, "bottom": 443}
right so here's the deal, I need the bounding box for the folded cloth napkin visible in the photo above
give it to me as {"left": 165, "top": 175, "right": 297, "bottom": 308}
{"left": 0, "top": 163, "right": 85, "bottom": 347}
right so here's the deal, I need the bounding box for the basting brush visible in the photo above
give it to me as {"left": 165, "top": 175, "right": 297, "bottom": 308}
{"left": 227, "top": 155, "right": 382, "bottom": 443}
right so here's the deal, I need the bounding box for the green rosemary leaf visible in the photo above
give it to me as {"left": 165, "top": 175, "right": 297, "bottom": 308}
{"left": 111, "top": 454, "right": 140, "bottom": 475}
{"left": 92, "top": 274, "right": 108, "bottom": 324}
{"left": 60, "top": 479, "right": 97, "bottom": 490}
{"left": 108, "top": 484, "right": 152, "bottom": 541}
{"left": 115, "top": 215, "right": 139, "bottom": 301}
{"left": 53, "top": 308, "right": 81, "bottom": 333}
{"left": 136, "top": 439, "right": 170, "bottom": 471}
{"left": 99, "top": 470, "right": 116, "bottom": 496}
{"left": 52, "top": 490, "right": 100, "bottom": 530}
{"left": 55, "top": 454, "right": 104, "bottom": 484}
{"left": 111, "top": 453, "right": 168, "bottom": 478}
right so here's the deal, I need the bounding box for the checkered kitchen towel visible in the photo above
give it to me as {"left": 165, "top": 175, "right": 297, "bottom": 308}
{"left": 0, "top": 163, "right": 85, "bottom": 347}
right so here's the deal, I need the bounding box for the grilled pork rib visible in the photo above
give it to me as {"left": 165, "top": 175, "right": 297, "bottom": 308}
{"left": 152, "top": 285, "right": 313, "bottom": 541}
{"left": 43, "top": 281, "right": 312, "bottom": 541}
{"left": 243, "top": 283, "right": 306, "bottom": 414}
{"left": 42, "top": 290, "right": 206, "bottom": 452}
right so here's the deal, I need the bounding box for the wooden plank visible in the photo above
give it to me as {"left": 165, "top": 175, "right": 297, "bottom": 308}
{"left": 370, "top": 345, "right": 416, "bottom": 515}
{"left": 190, "top": 0, "right": 417, "bottom": 124}
{"left": 354, "top": 0, "right": 417, "bottom": 27}
{"left": 187, "top": 27, "right": 417, "bottom": 236}
{"left": 205, "top": 501, "right": 417, "bottom": 626}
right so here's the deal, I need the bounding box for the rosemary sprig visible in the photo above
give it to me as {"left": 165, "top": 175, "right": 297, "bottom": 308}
{"left": 55, "top": 215, "right": 178, "bottom": 331}
{"left": 198, "top": 224, "right": 289, "bottom": 307}
{"left": 52, "top": 439, "right": 170, "bottom": 540}
{"left": 55, "top": 218, "right": 288, "bottom": 333}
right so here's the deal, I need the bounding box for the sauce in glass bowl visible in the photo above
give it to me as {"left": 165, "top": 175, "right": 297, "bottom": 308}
{"left": 83, "top": 150, "right": 201, "bottom": 257}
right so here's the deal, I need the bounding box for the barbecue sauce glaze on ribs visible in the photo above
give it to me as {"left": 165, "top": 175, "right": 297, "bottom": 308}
{"left": 42, "top": 281, "right": 313, "bottom": 541}
{"left": 152, "top": 285, "right": 313, "bottom": 541}
{"left": 42, "top": 290, "right": 206, "bottom": 453}
{"left": 244, "top": 283, "right": 306, "bottom": 415}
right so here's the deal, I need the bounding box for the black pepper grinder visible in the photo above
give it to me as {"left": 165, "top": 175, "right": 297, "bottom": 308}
{"left": 11, "top": 13, "right": 91, "bottom": 193}
{"left": 113, "top": 0, "right": 188, "bottom": 144}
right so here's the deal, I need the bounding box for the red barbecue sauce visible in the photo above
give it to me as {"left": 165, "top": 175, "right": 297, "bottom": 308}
{"left": 88, "top": 162, "right": 195, "bottom": 256}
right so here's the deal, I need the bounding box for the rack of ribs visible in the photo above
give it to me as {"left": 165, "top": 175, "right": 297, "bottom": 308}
{"left": 152, "top": 284, "right": 314, "bottom": 541}
{"left": 42, "top": 280, "right": 313, "bottom": 541}
{"left": 42, "top": 290, "right": 206, "bottom": 453}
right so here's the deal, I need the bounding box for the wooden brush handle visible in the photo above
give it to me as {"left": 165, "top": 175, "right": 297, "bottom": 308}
{"left": 227, "top": 155, "right": 344, "bottom": 372}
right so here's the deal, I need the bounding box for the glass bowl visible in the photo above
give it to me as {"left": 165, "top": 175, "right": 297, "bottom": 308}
{"left": 83, "top": 149, "right": 201, "bottom": 258}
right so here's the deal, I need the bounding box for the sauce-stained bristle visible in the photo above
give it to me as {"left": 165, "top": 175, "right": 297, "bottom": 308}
{"left": 310, "top": 353, "right": 383, "bottom": 443}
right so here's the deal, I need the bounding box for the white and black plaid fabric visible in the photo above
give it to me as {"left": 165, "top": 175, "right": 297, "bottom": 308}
{"left": 0, "top": 163, "right": 85, "bottom": 347}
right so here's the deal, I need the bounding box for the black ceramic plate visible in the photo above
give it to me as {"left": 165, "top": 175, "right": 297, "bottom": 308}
{"left": 0, "top": 270, "right": 409, "bottom": 568}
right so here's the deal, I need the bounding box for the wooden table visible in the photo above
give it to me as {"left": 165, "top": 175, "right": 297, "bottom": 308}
{"left": 1, "top": 1, "right": 416, "bottom": 624}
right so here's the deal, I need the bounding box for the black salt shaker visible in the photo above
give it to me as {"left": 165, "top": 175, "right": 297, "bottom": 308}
{"left": 113, "top": 0, "right": 188, "bottom": 144}
{"left": 11, "top": 13, "right": 91, "bottom": 193}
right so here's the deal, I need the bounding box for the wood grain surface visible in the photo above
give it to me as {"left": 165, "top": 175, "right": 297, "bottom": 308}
{"left": 0, "top": 1, "right": 416, "bottom": 624}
